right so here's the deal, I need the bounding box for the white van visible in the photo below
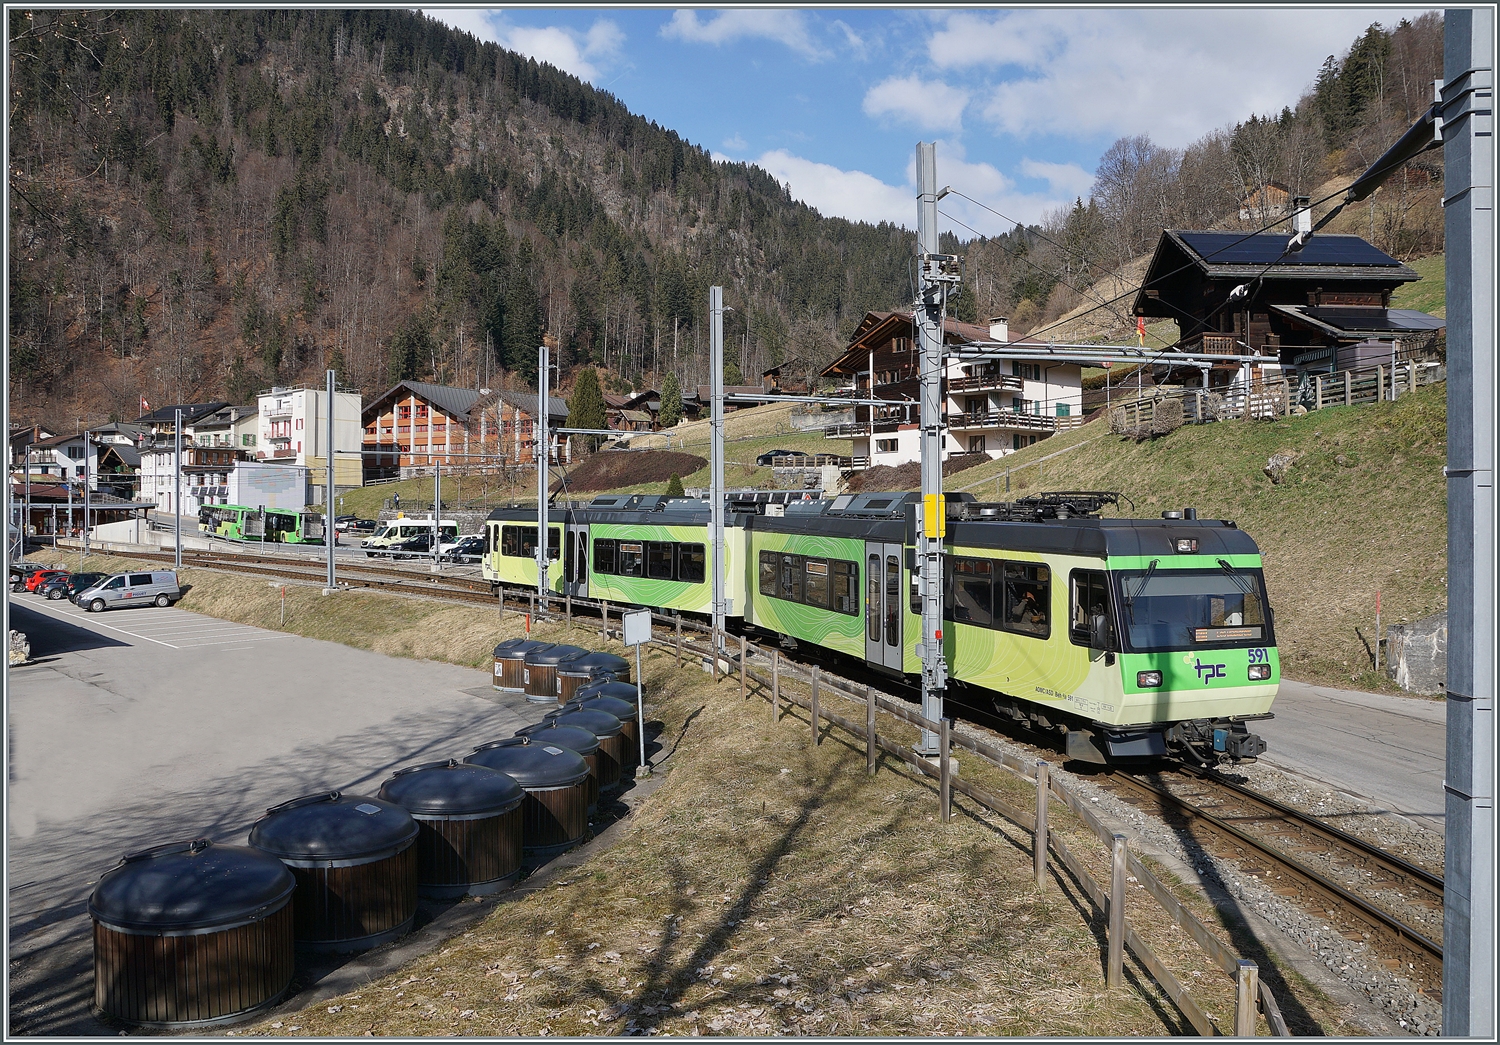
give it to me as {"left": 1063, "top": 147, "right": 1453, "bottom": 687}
{"left": 361, "top": 518, "right": 458, "bottom": 557}
{"left": 77, "top": 570, "right": 181, "bottom": 612}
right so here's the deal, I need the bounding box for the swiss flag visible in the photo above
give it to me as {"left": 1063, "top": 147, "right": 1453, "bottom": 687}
{"left": 140, "top": 396, "right": 151, "bottom": 414}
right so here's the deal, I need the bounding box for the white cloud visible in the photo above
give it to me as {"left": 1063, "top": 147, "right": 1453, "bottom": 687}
{"left": 753, "top": 150, "right": 913, "bottom": 226}
{"left": 925, "top": 9, "right": 1439, "bottom": 147}
{"left": 862, "top": 74, "right": 969, "bottom": 132}
{"left": 1019, "top": 158, "right": 1094, "bottom": 200}
{"left": 722, "top": 133, "right": 748, "bottom": 152}
{"left": 661, "top": 10, "right": 825, "bottom": 59}
{"left": 422, "top": 9, "right": 624, "bottom": 83}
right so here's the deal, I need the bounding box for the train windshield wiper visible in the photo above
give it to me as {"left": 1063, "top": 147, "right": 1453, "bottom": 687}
{"left": 1217, "top": 558, "right": 1255, "bottom": 595}
{"left": 1125, "top": 558, "right": 1159, "bottom": 622}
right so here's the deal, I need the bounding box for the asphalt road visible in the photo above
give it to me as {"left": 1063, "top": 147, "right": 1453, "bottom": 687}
{"left": 1257, "top": 677, "right": 1448, "bottom": 834}
{"left": 5, "top": 594, "right": 540, "bottom": 1035}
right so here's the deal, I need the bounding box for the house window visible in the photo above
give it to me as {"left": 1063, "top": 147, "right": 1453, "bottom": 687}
{"left": 67, "top": 446, "right": 84, "bottom": 459}
{"left": 1013, "top": 362, "right": 1041, "bottom": 381}
{"left": 875, "top": 438, "right": 898, "bottom": 453}
{"left": 416, "top": 405, "right": 429, "bottom": 419}
{"left": 968, "top": 435, "right": 986, "bottom": 453}
{"left": 399, "top": 405, "right": 412, "bottom": 420}
{"left": 1056, "top": 403, "right": 1071, "bottom": 417}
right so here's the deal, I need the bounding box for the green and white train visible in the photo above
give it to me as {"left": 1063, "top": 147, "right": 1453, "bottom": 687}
{"left": 483, "top": 491, "right": 1277, "bottom": 765}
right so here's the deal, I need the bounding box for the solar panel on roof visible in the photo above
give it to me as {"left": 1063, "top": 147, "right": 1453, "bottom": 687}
{"left": 1305, "top": 307, "right": 1446, "bottom": 332}
{"left": 1177, "top": 231, "right": 1402, "bottom": 268}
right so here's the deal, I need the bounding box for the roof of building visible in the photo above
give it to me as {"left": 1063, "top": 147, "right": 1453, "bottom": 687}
{"left": 823, "top": 311, "right": 1047, "bottom": 376}
{"left": 363, "top": 380, "right": 568, "bottom": 424}
{"left": 137, "top": 402, "right": 230, "bottom": 425}
{"left": 1267, "top": 304, "right": 1446, "bottom": 340}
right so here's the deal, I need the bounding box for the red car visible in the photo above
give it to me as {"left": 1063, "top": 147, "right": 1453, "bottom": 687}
{"left": 26, "top": 569, "right": 68, "bottom": 593}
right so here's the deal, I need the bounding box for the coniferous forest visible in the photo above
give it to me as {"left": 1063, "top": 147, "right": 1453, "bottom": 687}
{"left": 7, "top": 9, "right": 1444, "bottom": 428}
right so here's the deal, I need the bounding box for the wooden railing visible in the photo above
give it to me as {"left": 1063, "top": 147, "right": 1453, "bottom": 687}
{"left": 949, "top": 373, "right": 1025, "bottom": 393}
{"left": 518, "top": 596, "right": 1291, "bottom": 1035}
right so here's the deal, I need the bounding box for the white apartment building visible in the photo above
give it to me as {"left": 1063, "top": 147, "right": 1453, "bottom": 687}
{"left": 257, "top": 386, "right": 363, "bottom": 468}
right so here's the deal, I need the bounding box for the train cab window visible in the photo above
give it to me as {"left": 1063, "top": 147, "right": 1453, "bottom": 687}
{"left": 484, "top": 526, "right": 494, "bottom": 555}
{"left": 1002, "top": 562, "right": 1050, "bottom": 638}
{"left": 647, "top": 541, "right": 675, "bottom": 580}
{"left": 803, "top": 559, "right": 830, "bottom": 609}
{"left": 948, "top": 557, "right": 994, "bottom": 627}
{"left": 833, "top": 561, "right": 858, "bottom": 615}
{"left": 678, "top": 543, "right": 706, "bottom": 584}
{"left": 885, "top": 556, "right": 900, "bottom": 646}
{"left": 594, "top": 538, "right": 617, "bottom": 575}
{"left": 1070, "top": 570, "right": 1115, "bottom": 648}
{"left": 618, "top": 543, "right": 644, "bottom": 577}
{"left": 779, "top": 554, "right": 803, "bottom": 603}
{"left": 759, "top": 550, "right": 777, "bottom": 596}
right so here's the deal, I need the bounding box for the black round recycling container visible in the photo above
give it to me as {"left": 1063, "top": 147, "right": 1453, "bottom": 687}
{"left": 567, "top": 692, "right": 641, "bottom": 768}
{"left": 248, "top": 792, "right": 419, "bottom": 953}
{"left": 494, "top": 639, "right": 554, "bottom": 693}
{"left": 465, "top": 738, "right": 590, "bottom": 858}
{"left": 556, "top": 651, "right": 631, "bottom": 702}
{"left": 523, "top": 644, "right": 588, "bottom": 702}
{"left": 573, "top": 651, "right": 632, "bottom": 685}
{"left": 378, "top": 760, "right": 525, "bottom": 898}
{"left": 89, "top": 839, "right": 295, "bottom": 1028}
{"left": 516, "top": 720, "right": 603, "bottom": 811}
{"left": 544, "top": 707, "right": 626, "bottom": 791}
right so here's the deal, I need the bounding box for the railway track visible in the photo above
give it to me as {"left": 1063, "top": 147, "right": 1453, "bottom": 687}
{"left": 1102, "top": 767, "right": 1444, "bottom": 998}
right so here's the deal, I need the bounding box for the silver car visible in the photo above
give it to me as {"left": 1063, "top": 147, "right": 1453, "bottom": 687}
{"left": 78, "top": 570, "right": 182, "bottom": 612}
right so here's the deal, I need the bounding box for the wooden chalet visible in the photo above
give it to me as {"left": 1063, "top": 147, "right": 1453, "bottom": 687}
{"left": 1132, "top": 230, "right": 1443, "bottom": 381}
{"left": 603, "top": 390, "right": 660, "bottom": 432}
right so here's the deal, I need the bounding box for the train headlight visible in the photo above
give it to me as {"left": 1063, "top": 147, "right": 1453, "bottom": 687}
{"left": 1136, "top": 670, "right": 1163, "bottom": 688}
{"left": 1247, "top": 664, "right": 1272, "bottom": 681}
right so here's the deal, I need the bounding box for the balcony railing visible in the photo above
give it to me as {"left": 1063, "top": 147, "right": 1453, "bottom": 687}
{"left": 948, "top": 373, "right": 1024, "bottom": 393}
{"left": 948, "top": 410, "right": 1060, "bottom": 432}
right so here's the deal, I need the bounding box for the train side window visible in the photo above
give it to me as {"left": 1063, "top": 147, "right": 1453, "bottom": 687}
{"left": 564, "top": 533, "right": 575, "bottom": 580}
{"left": 832, "top": 561, "right": 858, "bottom": 615}
{"left": 646, "top": 541, "right": 675, "bottom": 580}
{"left": 548, "top": 528, "right": 561, "bottom": 560}
{"left": 803, "top": 558, "right": 831, "bottom": 609}
{"left": 885, "top": 556, "right": 900, "bottom": 646}
{"left": 779, "top": 554, "right": 803, "bottom": 603}
{"left": 1069, "top": 569, "right": 1115, "bottom": 647}
{"left": 594, "top": 538, "right": 617, "bottom": 575}
{"left": 518, "top": 526, "right": 540, "bottom": 558}
{"left": 866, "top": 555, "right": 881, "bottom": 642}
{"left": 1001, "top": 562, "right": 1050, "bottom": 638}
{"left": 949, "top": 557, "right": 994, "bottom": 627}
{"left": 758, "top": 551, "right": 777, "bottom": 596}
{"left": 501, "top": 525, "right": 521, "bottom": 557}
{"left": 577, "top": 533, "right": 588, "bottom": 579}
{"left": 484, "top": 526, "right": 494, "bottom": 556}
{"left": 618, "top": 542, "right": 644, "bottom": 577}
{"left": 678, "top": 543, "right": 706, "bottom": 584}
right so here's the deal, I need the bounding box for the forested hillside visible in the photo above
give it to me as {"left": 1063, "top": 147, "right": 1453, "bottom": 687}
{"left": 7, "top": 10, "right": 1445, "bottom": 430}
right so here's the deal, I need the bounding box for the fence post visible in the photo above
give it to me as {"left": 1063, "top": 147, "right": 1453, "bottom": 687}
{"left": 1108, "top": 834, "right": 1126, "bottom": 989}
{"left": 939, "top": 717, "right": 951, "bottom": 823}
{"left": 601, "top": 600, "right": 609, "bottom": 641}
{"left": 771, "top": 649, "right": 780, "bottom": 723}
{"left": 530, "top": 590, "right": 536, "bottom": 620}
{"left": 1235, "top": 960, "right": 1260, "bottom": 1036}
{"left": 1315, "top": 374, "right": 1324, "bottom": 409}
{"left": 1034, "top": 760, "right": 1049, "bottom": 890}
{"left": 1344, "top": 370, "right": 1353, "bottom": 405}
{"left": 866, "top": 686, "right": 877, "bottom": 774}
{"left": 810, "top": 665, "right": 821, "bottom": 745}
{"left": 1377, "top": 364, "right": 1385, "bottom": 403}
{"left": 565, "top": 589, "right": 571, "bottom": 621}
{"left": 740, "top": 634, "right": 748, "bottom": 700}
{"left": 1282, "top": 380, "right": 1291, "bottom": 416}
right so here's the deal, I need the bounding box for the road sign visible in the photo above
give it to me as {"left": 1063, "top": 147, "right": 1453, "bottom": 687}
{"left": 622, "top": 608, "right": 652, "bottom": 648}
{"left": 619, "top": 608, "right": 652, "bottom": 775}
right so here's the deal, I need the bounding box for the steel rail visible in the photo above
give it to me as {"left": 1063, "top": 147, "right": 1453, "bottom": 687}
{"left": 1110, "top": 771, "right": 1444, "bottom": 978}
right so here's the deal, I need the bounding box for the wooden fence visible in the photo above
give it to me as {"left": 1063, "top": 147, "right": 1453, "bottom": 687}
{"left": 527, "top": 595, "right": 1290, "bottom": 1036}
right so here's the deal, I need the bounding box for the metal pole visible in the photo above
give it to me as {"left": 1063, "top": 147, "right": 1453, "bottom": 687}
{"left": 635, "top": 641, "right": 647, "bottom": 774}
{"left": 740, "top": 634, "right": 747, "bottom": 700}
{"left": 537, "top": 339, "right": 550, "bottom": 603}
{"left": 1034, "top": 760, "right": 1050, "bottom": 890}
{"left": 914, "top": 141, "right": 948, "bottom": 754}
{"left": 174, "top": 408, "right": 183, "bottom": 570}
{"left": 938, "top": 717, "right": 951, "bottom": 822}
{"left": 1107, "top": 833, "right": 1126, "bottom": 988}
{"left": 82, "top": 439, "right": 90, "bottom": 559}
{"left": 866, "top": 686, "right": 876, "bottom": 773}
{"left": 326, "top": 369, "right": 336, "bottom": 589}
{"left": 710, "top": 286, "right": 726, "bottom": 652}
{"left": 432, "top": 464, "right": 441, "bottom": 572}
{"left": 1441, "top": 9, "right": 1495, "bottom": 1036}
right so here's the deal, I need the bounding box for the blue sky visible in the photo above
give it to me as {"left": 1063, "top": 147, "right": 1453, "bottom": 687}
{"left": 424, "top": 7, "right": 1439, "bottom": 237}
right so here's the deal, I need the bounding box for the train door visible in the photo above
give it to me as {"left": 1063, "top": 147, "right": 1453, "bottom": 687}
{"left": 863, "top": 541, "right": 904, "bottom": 672}
{"left": 564, "top": 524, "right": 589, "bottom": 597}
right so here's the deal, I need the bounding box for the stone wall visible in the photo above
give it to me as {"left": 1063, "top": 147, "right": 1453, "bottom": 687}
{"left": 1385, "top": 611, "right": 1447, "bottom": 695}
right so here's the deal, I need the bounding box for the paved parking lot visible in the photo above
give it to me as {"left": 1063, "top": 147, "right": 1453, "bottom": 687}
{"left": 6, "top": 595, "right": 539, "bottom": 1035}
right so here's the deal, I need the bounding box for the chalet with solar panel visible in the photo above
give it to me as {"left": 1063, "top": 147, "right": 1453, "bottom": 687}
{"left": 1132, "top": 231, "right": 1444, "bottom": 381}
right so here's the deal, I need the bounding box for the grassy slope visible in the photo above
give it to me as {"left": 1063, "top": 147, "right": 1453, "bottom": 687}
{"left": 1391, "top": 254, "right": 1445, "bottom": 316}
{"left": 943, "top": 383, "right": 1448, "bottom": 691}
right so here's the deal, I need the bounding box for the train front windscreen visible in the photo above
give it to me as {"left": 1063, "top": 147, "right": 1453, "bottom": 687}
{"left": 1113, "top": 565, "right": 1273, "bottom": 653}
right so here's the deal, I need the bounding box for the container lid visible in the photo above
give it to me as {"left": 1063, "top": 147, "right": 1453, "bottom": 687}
{"left": 524, "top": 644, "right": 588, "bottom": 667}
{"left": 569, "top": 652, "right": 631, "bottom": 677}
{"left": 377, "top": 759, "right": 524, "bottom": 817}
{"left": 88, "top": 839, "right": 295, "bottom": 932}
{"left": 568, "top": 694, "right": 639, "bottom": 722}
{"left": 464, "top": 737, "right": 589, "bottom": 787}
{"left": 574, "top": 680, "right": 643, "bottom": 704}
{"left": 494, "top": 638, "right": 554, "bottom": 660}
{"left": 543, "top": 707, "right": 624, "bottom": 739}
{"left": 515, "top": 720, "right": 600, "bottom": 755}
{"left": 248, "top": 791, "right": 418, "bottom": 861}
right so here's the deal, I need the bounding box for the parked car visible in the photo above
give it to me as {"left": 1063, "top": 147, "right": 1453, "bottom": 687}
{"left": 76, "top": 570, "right": 181, "bottom": 612}
{"left": 25, "top": 569, "right": 69, "bottom": 594}
{"left": 438, "top": 534, "right": 485, "bottom": 564}
{"left": 344, "top": 518, "right": 378, "bottom": 534}
{"left": 41, "top": 571, "right": 106, "bottom": 602}
{"left": 754, "top": 449, "right": 802, "bottom": 467}
{"left": 9, "top": 562, "right": 51, "bottom": 592}
{"left": 386, "top": 533, "right": 437, "bottom": 559}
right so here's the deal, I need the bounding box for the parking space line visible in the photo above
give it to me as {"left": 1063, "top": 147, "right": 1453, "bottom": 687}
{"left": 22, "top": 602, "right": 179, "bottom": 648}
